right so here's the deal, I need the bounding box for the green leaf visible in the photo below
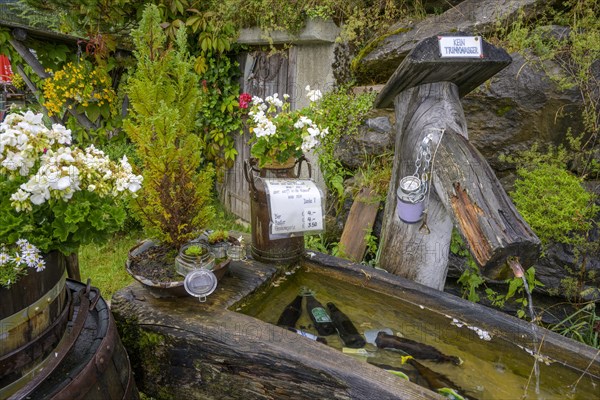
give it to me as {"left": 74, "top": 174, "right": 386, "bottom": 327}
{"left": 64, "top": 201, "right": 91, "bottom": 224}
{"left": 506, "top": 277, "right": 523, "bottom": 299}
{"left": 52, "top": 218, "right": 78, "bottom": 242}
{"left": 86, "top": 103, "right": 101, "bottom": 122}
{"left": 100, "top": 103, "right": 111, "bottom": 119}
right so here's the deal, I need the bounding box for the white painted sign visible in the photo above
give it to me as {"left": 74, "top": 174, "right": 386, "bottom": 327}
{"left": 265, "top": 179, "right": 324, "bottom": 235}
{"left": 438, "top": 36, "right": 483, "bottom": 58}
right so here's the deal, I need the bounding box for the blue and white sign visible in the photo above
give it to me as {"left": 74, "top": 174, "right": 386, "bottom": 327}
{"left": 438, "top": 36, "right": 483, "bottom": 58}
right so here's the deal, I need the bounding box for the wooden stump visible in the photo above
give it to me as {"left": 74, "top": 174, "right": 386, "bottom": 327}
{"left": 376, "top": 34, "right": 540, "bottom": 289}
{"left": 379, "top": 82, "right": 462, "bottom": 290}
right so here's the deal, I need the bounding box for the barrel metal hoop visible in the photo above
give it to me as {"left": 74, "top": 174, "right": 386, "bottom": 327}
{"left": 0, "top": 286, "right": 71, "bottom": 371}
{"left": 0, "top": 288, "right": 71, "bottom": 399}
{"left": 122, "top": 350, "right": 135, "bottom": 400}
{"left": 51, "top": 310, "right": 118, "bottom": 400}
{"left": 9, "top": 286, "right": 93, "bottom": 400}
{"left": 0, "top": 327, "right": 71, "bottom": 399}
{"left": 0, "top": 270, "right": 67, "bottom": 334}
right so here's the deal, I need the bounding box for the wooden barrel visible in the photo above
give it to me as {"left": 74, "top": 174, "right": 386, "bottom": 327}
{"left": 0, "top": 251, "right": 69, "bottom": 397}
{"left": 4, "top": 280, "right": 139, "bottom": 400}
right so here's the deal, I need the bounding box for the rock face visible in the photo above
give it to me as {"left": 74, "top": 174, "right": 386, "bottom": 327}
{"left": 334, "top": 113, "right": 394, "bottom": 169}
{"left": 354, "top": 0, "right": 560, "bottom": 84}
{"left": 463, "top": 50, "right": 586, "bottom": 174}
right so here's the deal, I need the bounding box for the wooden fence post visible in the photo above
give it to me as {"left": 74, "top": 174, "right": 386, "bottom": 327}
{"left": 375, "top": 34, "right": 540, "bottom": 290}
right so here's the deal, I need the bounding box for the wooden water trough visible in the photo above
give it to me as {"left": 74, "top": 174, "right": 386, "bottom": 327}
{"left": 111, "top": 255, "right": 599, "bottom": 400}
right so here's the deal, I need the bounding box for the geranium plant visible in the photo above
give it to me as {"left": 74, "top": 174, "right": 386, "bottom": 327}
{"left": 245, "top": 86, "right": 328, "bottom": 167}
{"left": 0, "top": 110, "right": 142, "bottom": 284}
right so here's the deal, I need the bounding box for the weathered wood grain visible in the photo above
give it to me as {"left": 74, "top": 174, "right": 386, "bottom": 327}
{"left": 112, "top": 254, "right": 600, "bottom": 400}
{"left": 379, "top": 82, "right": 461, "bottom": 290}
{"left": 339, "top": 187, "right": 380, "bottom": 262}
{"left": 380, "top": 81, "right": 540, "bottom": 286}
{"left": 112, "top": 260, "right": 444, "bottom": 400}
{"left": 374, "top": 34, "right": 512, "bottom": 108}
{"left": 433, "top": 131, "right": 541, "bottom": 275}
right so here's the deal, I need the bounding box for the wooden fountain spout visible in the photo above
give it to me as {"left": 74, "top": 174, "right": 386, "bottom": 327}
{"left": 375, "top": 34, "right": 541, "bottom": 290}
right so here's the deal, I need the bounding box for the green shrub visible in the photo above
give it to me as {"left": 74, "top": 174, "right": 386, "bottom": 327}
{"left": 510, "top": 163, "right": 597, "bottom": 250}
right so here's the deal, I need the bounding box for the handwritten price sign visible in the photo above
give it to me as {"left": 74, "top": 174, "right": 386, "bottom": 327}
{"left": 264, "top": 179, "right": 324, "bottom": 235}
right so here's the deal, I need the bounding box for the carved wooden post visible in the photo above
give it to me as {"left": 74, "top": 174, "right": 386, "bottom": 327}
{"left": 376, "top": 34, "right": 541, "bottom": 290}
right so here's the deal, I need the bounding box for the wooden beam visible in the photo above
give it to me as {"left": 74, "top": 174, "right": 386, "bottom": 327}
{"left": 15, "top": 64, "right": 61, "bottom": 124}
{"left": 9, "top": 36, "right": 50, "bottom": 79}
{"left": 9, "top": 34, "right": 98, "bottom": 130}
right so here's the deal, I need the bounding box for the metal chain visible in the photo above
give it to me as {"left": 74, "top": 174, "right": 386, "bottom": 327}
{"left": 408, "top": 134, "right": 434, "bottom": 203}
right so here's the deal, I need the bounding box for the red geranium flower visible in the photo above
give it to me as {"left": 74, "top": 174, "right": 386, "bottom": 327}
{"left": 239, "top": 92, "right": 252, "bottom": 109}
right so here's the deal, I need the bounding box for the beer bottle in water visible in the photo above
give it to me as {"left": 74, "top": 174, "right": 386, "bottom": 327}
{"left": 276, "top": 295, "right": 303, "bottom": 328}
{"left": 327, "top": 302, "right": 366, "bottom": 348}
{"left": 305, "top": 293, "right": 336, "bottom": 336}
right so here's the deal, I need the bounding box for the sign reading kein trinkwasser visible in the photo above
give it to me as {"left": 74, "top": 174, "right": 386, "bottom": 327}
{"left": 438, "top": 36, "right": 483, "bottom": 58}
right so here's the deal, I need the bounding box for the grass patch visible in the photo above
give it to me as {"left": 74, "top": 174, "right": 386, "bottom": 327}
{"left": 79, "top": 232, "right": 142, "bottom": 300}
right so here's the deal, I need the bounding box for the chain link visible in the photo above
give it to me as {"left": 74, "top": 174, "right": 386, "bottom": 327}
{"left": 406, "top": 134, "right": 433, "bottom": 203}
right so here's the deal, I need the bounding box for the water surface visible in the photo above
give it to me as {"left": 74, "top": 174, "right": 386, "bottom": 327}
{"left": 237, "top": 266, "right": 598, "bottom": 400}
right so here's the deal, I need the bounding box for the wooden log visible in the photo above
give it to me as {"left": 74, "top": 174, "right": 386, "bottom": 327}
{"left": 379, "top": 82, "right": 460, "bottom": 290}
{"left": 433, "top": 130, "right": 541, "bottom": 276}
{"left": 111, "top": 261, "right": 443, "bottom": 400}
{"left": 380, "top": 81, "right": 540, "bottom": 286}
{"left": 377, "top": 34, "right": 539, "bottom": 287}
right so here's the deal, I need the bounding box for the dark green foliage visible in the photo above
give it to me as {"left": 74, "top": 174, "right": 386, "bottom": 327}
{"left": 0, "top": 178, "right": 127, "bottom": 255}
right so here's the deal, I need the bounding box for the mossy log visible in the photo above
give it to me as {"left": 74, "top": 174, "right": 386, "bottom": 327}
{"left": 111, "top": 261, "right": 443, "bottom": 400}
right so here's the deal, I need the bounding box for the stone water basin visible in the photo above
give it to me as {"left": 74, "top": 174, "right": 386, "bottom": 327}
{"left": 112, "top": 251, "right": 599, "bottom": 399}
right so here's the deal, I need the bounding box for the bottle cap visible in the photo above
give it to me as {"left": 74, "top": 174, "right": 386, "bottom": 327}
{"left": 184, "top": 268, "right": 218, "bottom": 302}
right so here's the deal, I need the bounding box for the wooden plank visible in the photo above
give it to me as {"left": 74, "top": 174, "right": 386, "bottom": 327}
{"left": 224, "top": 50, "right": 291, "bottom": 221}
{"left": 339, "top": 187, "right": 380, "bottom": 262}
{"left": 375, "top": 34, "right": 511, "bottom": 108}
